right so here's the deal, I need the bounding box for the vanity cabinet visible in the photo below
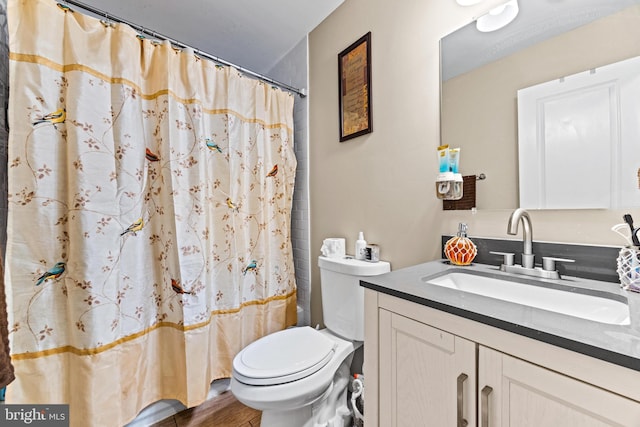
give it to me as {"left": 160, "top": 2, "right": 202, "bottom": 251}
{"left": 367, "top": 290, "right": 640, "bottom": 427}
{"left": 379, "top": 309, "right": 476, "bottom": 426}
{"left": 479, "top": 346, "right": 640, "bottom": 427}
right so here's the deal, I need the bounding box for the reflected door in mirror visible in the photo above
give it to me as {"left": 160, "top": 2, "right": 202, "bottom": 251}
{"left": 517, "top": 55, "right": 640, "bottom": 209}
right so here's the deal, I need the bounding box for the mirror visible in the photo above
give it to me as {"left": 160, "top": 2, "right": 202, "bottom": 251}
{"left": 440, "top": 0, "right": 640, "bottom": 209}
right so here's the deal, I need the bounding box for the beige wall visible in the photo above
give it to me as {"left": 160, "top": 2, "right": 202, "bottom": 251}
{"left": 308, "top": 0, "right": 633, "bottom": 327}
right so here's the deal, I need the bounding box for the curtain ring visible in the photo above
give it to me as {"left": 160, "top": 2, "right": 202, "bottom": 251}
{"left": 56, "top": 3, "right": 73, "bottom": 12}
{"left": 100, "top": 10, "right": 115, "bottom": 28}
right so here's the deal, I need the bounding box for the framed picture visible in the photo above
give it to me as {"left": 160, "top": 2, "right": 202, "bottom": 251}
{"left": 338, "top": 32, "right": 372, "bottom": 142}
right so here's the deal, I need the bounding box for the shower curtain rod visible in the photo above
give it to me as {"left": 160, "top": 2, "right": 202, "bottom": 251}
{"left": 61, "top": 0, "right": 307, "bottom": 98}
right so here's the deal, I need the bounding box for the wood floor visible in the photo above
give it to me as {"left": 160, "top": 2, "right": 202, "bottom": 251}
{"left": 152, "top": 391, "right": 261, "bottom": 427}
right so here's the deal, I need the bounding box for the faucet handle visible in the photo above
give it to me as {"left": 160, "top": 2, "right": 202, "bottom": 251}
{"left": 490, "top": 251, "right": 515, "bottom": 266}
{"left": 542, "top": 256, "right": 575, "bottom": 272}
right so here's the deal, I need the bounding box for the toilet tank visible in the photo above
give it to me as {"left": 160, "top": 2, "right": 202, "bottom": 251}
{"left": 318, "top": 256, "right": 391, "bottom": 341}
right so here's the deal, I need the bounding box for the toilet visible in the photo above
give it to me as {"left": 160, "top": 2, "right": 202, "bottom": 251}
{"left": 230, "top": 255, "right": 390, "bottom": 427}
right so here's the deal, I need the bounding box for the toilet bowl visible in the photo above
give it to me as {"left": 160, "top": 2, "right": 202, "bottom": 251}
{"left": 231, "top": 327, "right": 359, "bottom": 426}
{"left": 231, "top": 256, "right": 391, "bottom": 427}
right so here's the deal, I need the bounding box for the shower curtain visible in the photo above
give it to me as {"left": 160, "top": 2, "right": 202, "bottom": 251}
{"left": 5, "top": 0, "right": 297, "bottom": 425}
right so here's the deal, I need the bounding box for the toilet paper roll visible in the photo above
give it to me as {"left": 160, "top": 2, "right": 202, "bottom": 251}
{"left": 321, "top": 238, "right": 346, "bottom": 258}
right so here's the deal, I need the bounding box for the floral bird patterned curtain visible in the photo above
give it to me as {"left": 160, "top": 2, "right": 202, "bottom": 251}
{"left": 5, "top": 0, "right": 297, "bottom": 424}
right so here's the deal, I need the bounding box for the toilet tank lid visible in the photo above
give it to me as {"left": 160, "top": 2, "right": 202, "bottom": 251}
{"left": 318, "top": 256, "right": 390, "bottom": 276}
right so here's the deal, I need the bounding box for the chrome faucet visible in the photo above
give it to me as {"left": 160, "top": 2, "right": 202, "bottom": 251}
{"left": 507, "top": 208, "right": 534, "bottom": 268}
{"left": 490, "top": 208, "right": 575, "bottom": 279}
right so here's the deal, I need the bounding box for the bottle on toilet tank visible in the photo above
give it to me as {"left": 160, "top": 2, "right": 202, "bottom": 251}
{"left": 355, "top": 232, "right": 367, "bottom": 260}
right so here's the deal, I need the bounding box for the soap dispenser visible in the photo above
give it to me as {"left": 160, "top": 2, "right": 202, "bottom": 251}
{"left": 444, "top": 223, "right": 477, "bottom": 266}
{"left": 355, "top": 232, "right": 367, "bottom": 260}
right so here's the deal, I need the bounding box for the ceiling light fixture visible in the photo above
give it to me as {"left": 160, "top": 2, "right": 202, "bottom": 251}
{"left": 456, "top": 0, "right": 483, "bottom": 5}
{"left": 476, "top": 0, "right": 519, "bottom": 32}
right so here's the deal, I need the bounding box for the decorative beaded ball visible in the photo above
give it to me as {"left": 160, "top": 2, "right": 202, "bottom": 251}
{"left": 616, "top": 246, "right": 640, "bottom": 292}
{"left": 444, "top": 235, "right": 477, "bottom": 266}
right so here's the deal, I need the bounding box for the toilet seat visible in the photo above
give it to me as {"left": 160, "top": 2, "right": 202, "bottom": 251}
{"left": 233, "top": 327, "right": 337, "bottom": 386}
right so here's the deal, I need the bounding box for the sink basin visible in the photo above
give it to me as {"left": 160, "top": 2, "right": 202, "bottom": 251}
{"left": 423, "top": 270, "right": 630, "bottom": 325}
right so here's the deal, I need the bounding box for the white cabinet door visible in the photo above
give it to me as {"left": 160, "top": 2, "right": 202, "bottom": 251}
{"left": 379, "top": 309, "right": 476, "bottom": 427}
{"left": 479, "top": 346, "right": 640, "bottom": 427}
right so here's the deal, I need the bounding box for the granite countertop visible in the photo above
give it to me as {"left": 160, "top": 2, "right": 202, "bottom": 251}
{"left": 361, "top": 260, "right": 640, "bottom": 371}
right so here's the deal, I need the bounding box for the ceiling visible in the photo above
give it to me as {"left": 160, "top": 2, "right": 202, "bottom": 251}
{"left": 73, "top": 0, "right": 344, "bottom": 76}
{"left": 441, "top": 0, "right": 640, "bottom": 81}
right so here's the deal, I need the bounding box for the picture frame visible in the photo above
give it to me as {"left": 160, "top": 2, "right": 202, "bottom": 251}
{"left": 338, "top": 32, "right": 372, "bottom": 142}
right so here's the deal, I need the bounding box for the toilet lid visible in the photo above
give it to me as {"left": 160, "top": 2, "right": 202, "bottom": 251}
{"left": 233, "top": 327, "right": 336, "bottom": 386}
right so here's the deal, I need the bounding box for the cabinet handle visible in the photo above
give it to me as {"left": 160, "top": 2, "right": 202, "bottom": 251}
{"left": 457, "top": 373, "right": 468, "bottom": 427}
{"left": 481, "top": 385, "right": 493, "bottom": 427}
